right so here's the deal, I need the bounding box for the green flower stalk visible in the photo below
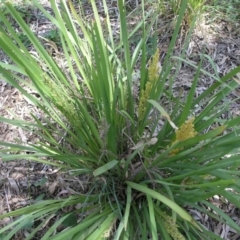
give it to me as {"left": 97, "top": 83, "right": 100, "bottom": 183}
{"left": 138, "top": 49, "right": 161, "bottom": 120}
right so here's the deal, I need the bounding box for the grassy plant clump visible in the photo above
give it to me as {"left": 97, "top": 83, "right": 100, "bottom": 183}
{"left": 158, "top": 0, "right": 207, "bottom": 26}
{"left": 0, "top": 0, "right": 240, "bottom": 239}
{"left": 206, "top": 0, "right": 240, "bottom": 23}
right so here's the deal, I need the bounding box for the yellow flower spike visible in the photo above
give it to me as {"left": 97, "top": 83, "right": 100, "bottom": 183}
{"left": 163, "top": 212, "right": 185, "bottom": 240}
{"left": 170, "top": 117, "right": 197, "bottom": 155}
{"left": 175, "top": 118, "right": 197, "bottom": 142}
{"left": 148, "top": 48, "right": 160, "bottom": 82}
{"left": 138, "top": 49, "right": 161, "bottom": 120}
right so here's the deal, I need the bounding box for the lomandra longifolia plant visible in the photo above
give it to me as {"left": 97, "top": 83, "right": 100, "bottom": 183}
{"left": 0, "top": 0, "right": 240, "bottom": 239}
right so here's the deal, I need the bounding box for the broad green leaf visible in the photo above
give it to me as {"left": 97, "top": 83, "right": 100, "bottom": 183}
{"left": 93, "top": 160, "right": 119, "bottom": 176}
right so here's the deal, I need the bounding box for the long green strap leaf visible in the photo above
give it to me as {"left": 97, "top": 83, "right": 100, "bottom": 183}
{"left": 146, "top": 195, "right": 158, "bottom": 240}
{"left": 86, "top": 212, "right": 117, "bottom": 240}
{"left": 123, "top": 185, "right": 132, "bottom": 230}
{"left": 126, "top": 181, "right": 192, "bottom": 222}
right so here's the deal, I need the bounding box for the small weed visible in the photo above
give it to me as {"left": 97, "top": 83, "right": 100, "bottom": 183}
{"left": 158, "top": 0, "right": 207, "bottom": 27}
{"left": 129, "top": 34, "right": 157, "bottom": 61}
{"left": 208, "top": 0, "right": 240, "bottom": 22}
{"left": 42, "top": 29, "right": 61, "bottom": 47}
{"left": 18, "top": 32, "right": 32, "bottom": 47}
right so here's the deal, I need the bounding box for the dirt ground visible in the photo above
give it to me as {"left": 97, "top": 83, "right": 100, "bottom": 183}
{"left": 0, "top": 0, "right": 240, "bottom": 239}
